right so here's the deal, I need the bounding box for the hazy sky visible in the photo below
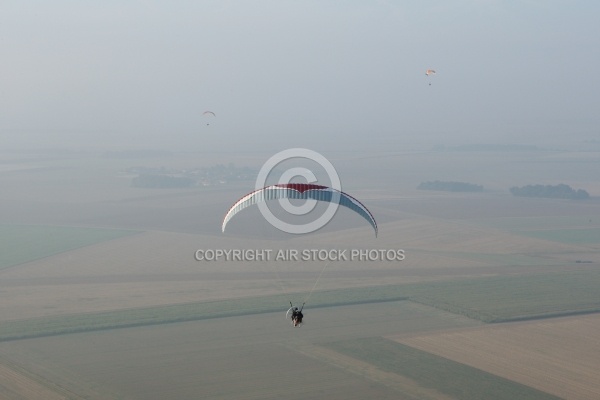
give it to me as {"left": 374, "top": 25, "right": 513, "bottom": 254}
{"left": 2, "top": 1, "right": 599, "bottom": 152}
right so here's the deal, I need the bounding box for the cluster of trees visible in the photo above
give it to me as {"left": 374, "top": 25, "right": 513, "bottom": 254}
{"left": 510, "top": 184, "right": 590, "bottom": 200}
{"left": 417, "top": 181, "right": 483, "bottom": 192}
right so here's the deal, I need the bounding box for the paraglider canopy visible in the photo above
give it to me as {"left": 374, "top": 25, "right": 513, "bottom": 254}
{"left": 203, "top": 111, "right": 215, "bottom": 125}
{"left": 222, "top": 183, "right": 378, "bottom": 236}
{"left": 425, "top": 69, "right": 436, "bottom": 85}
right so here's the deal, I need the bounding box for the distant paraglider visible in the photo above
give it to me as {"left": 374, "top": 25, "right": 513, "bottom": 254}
{"left": 203, "top": 111, "right": 216, "bottom": 125}
{"left": 425, "top": 69, "right": 436, "bottom": 86}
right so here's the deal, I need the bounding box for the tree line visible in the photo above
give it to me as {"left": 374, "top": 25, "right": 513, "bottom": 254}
{"left": 418, "top": 181, "right": 590, "bottom": 199}
{"left": 509, "top": 184, "right": 590, "bottom": 199}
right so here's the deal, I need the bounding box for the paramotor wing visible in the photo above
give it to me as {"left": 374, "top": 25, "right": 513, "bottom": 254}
{"left": 222, "top": 183, "right": 377, "bottom": 236}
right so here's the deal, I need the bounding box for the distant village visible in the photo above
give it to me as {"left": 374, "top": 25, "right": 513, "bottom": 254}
{"left": 127, "top": 163, "right": 256, "bottom": 188}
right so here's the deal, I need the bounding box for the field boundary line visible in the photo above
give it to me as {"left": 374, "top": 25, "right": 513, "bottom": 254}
{"left": 0, "top": 355, "right": 88, "bottom": 400}
{"left": 296, "top": 344, "right": 454, "bottom": 400}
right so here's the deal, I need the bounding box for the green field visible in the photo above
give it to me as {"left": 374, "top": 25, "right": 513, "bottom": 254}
{"left": 402, "top": 269, "right": 600, "bottom": 322}
{"left": 0, "top": 302, "right": 479, "bottom": 400}
{"left": 2, "top": 268, "right": 600, "bottom": 341}
{"left": 471, "top": 215, "right": 600, "bottom": 231}
{"left": 0, "top": 288, "right": 408, "bottom": 341}
{"left": 420, "top": 250, "right": 558, "bottom": 267}
{"left": 514, "top": 227, "right": 600, "bottom": 244}
{"left": 0, "top": 224, "right": 140, "bottom": 270}
{"left": 325, "top": 337, "right": 561, "bottom": 400}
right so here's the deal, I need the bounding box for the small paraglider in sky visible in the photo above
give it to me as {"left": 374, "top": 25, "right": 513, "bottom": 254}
{"left": 425, "top": 69, "right": 436, "bottom": 85}
{"left": 203, "top": 111, "right": 215, "bottom": 125}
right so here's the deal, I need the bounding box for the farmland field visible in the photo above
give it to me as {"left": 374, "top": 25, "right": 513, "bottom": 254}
{"left": 0, "top": 224, "right": 139, "bottom": 270}
{"left": 2, "top": 267, "right": 600, "bottom": 341}
{"left": 513, "top": 227, "right": 600, "bottom": 245}
{"left": 323, "top": 337, "right": 560, "bottom": 400}
{"left": 398, "top": 268, "right": 600, "bottom": 322}
{"left": 0, "top": 302, "right": 480, "bottom": 400}
{"left": 395, "top": 314, "right": 600, "bottom": 400}
{"left": 1, "top": 150, "right": 600, "bottom": 398}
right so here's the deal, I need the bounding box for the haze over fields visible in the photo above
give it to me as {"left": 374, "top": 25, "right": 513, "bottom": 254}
{"left": 1, "top": 1, "right": 600, "bottom": 399}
